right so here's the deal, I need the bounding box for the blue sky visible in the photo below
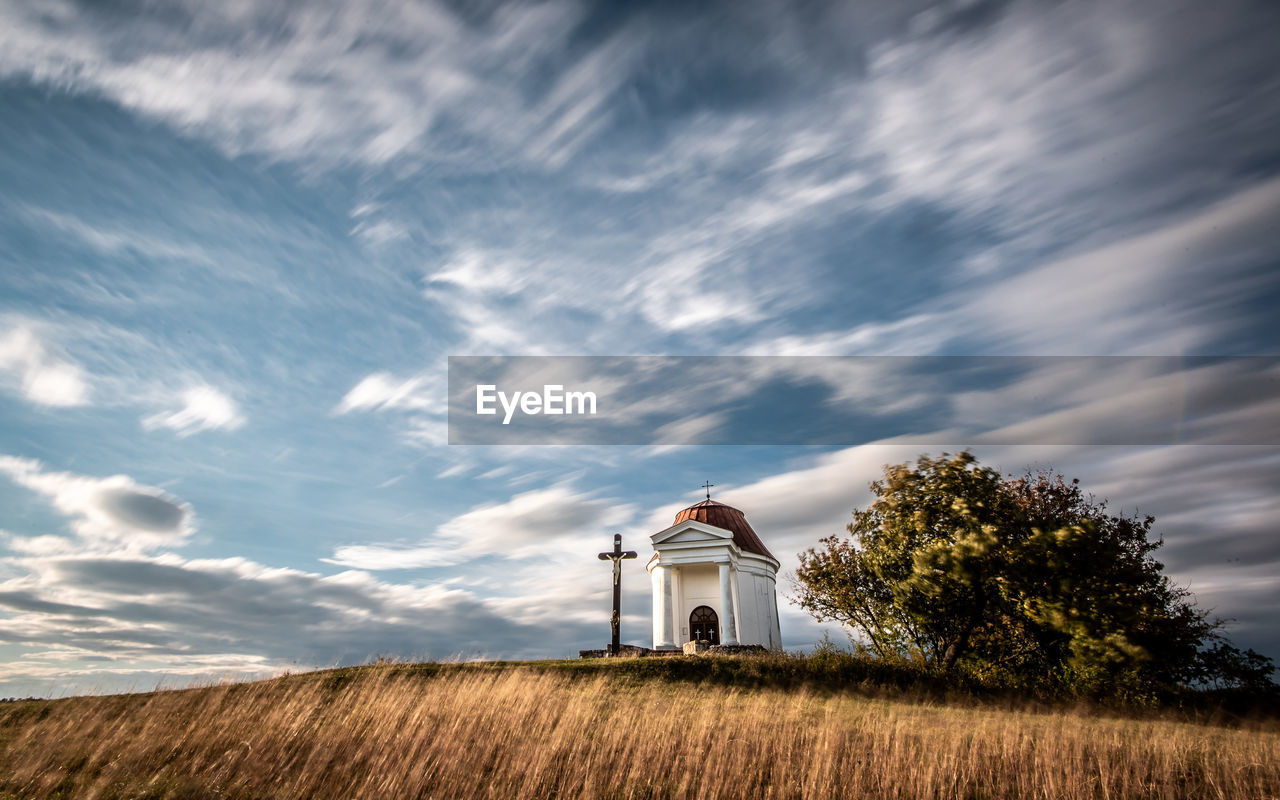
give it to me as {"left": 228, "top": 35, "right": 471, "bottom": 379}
{"left": 1, "top": 0, "right": 1278, "bottom": 697}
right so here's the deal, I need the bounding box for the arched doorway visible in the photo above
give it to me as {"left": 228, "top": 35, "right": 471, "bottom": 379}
{"left": 689, "top": 605, "right": 719, "bottom": 644}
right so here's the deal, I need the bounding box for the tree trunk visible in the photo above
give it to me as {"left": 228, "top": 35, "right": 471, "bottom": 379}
{"left": 940, "top": 621, "right": 977, "bottom": 673}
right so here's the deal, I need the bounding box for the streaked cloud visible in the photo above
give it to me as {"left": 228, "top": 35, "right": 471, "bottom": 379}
{"left": 0, "top": 549, "right": 567, "bottom": 695}
{"left": 142, "top": 385, "right": 245, "bottom": 437}
{"left": 336, "top": 373, "right": 435, "bottom": 415}
{"left": 0, "top": 456, "right": 193, "bottom": 551}
{"left": 0, "top": 0, "right": 633, "bottom": 172}
{"left": 17, "top": 205, "right": 215, "bottom": 266}
{"left": 1, "top": 0, "right": 1278, "bottom": 695}
{"left": 326, "top": 483, "right": 635, "bottom": 569}
{"left": 0, "top": 462, "right": 626, "bottom": 695}
{"left": 0, "top": 325, "right": 90, "bottom": 408}
{"left": 749, "top": 175, "right": 1280, "bottom": 357}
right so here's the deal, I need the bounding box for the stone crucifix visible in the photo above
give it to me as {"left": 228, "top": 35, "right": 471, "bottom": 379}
{"left": 597, "top": 533, "right": 637, "bottom": 656}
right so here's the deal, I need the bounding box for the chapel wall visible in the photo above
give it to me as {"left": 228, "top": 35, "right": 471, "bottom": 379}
{"left": 679, "top": 563, "right": 720, "bottom": 643}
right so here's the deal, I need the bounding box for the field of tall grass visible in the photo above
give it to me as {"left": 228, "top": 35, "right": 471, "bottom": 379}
{"left": 1, "top": 659, "right": 1277, "bottom": 799}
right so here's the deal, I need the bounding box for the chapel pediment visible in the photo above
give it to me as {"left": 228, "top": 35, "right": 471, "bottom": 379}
{"left": 651, "top": 519, "right": 734, "bottom": 547}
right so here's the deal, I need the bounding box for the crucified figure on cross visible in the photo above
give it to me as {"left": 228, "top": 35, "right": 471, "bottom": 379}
{"left": 597, "top": 533, "right": 637, "bottom": 656}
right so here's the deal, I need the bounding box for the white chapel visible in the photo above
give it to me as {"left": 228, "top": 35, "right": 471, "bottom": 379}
{"left": 647, "top": 496, "right": 782, "bottom": 650}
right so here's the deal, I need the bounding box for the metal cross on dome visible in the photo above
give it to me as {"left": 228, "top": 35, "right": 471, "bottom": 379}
{"left": 597, "top": 533, "right": 637, "bottom": 656}
{"left": 701, "top": 481, "right": 715, "bottom": 501}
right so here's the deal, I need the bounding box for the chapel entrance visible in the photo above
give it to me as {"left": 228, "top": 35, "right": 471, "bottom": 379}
{"left": 689, "top": 605, "right": 720, "bottom": 644}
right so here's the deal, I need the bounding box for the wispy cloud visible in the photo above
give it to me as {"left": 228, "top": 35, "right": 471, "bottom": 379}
{"left": 326, "top": 483, "right": 635, "bottom": 570}
{"left": 2, "top": 0, "right": 1278, "bottom": 692}
{"left": 0, "top": 549, "right": 563, "bottom": 695}
{"left": 746, "top": 175, "right": 1280, "bottom": 357}
{"left": 0, "top": 459, "right": 613, "bottom": 696}
{"left": 0, "top": 0, "right": 634, "bottom": 172}
{"left": 0, "top": 324, "right": 90, "bottom": 407}
{"left": 17, "top": 205, "right": 215, "bottom": 266}
{"left": 335, "top": 373, "right": 437, "bottom": 415}
{"left": 0, "top": 456, "right": 193, "bottom": 551}
{"left": 142, "top": 385, "right": 245, "bottom": 437}
{"left": 334, "top": 371, "right": 447, "bottom": 447}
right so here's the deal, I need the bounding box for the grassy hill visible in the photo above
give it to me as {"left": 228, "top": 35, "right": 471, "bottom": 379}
{"left": 1, "top": 656, "right": 1277, "bottom": 799}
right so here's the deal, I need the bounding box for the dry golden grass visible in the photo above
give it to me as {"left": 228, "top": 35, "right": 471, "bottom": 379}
{"left": 1, "top": 662, "right": 1277, "bottom": 799}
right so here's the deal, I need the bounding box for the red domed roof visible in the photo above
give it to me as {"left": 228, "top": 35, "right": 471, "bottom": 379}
{"left": 673, "top": 499, "right": 776, "bottom": 560}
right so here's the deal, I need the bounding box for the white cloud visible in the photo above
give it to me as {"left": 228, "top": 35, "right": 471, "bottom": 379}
{"left": 0, "top": 325, "right": 91, "bottom": 408}
{"left": 326, "top": 483, "right": 635, "bottom": 570}
{"left": 142, "top": 385, "right": 244, "bottom": 437}
{"left": 420, "top": 243, "right": 613, "bottom": 355}
{"left": 954, "top": 176, "right": 1280, "bottom": 355}
{"left": 951, "top": 358, "right": 1280, "bottom": 446}
{"left": 334, "top": 370, "right": 451, "bottom": 448}
{"left": 321, "top": 543, "right": 461, "bottom": 572}
{"left": 744, "top": 174, "right": 1280, "bottom": 358}
{"left": 350, "top": 218, "right": 410, "bottom": 247}
{"left": 0, "top": 0, "right": 1275, "bottom": 688}
{"left": 335, "top": 372, "right": 436, "bottom": 415}
{"left": 621, "top": 158, "right": 873, "bottom": 334}
{"left": 18, "top": 205, "right": 215, "bottom": 265}
{"left": 0, "top": 456, "right": 194, "bottom": 551}
{"left": 860, "top": 1, "right": 1177, "bottom": 232}
{"left": 4, "top": 0, "right": 1274, "bottom": 370}
{"left": 0, "top": 462, "right": 621, "bottom": 696}
{"left": 0, "top": 0, "right": 631, "bottom": 172}
{"left": 426, "top": 248, "right": 534, "bottom": 296}
{"left": 0, "top": 548, "right": 570, "bottom": 697}
{"left": 349, "top": 203, "right": 410, "bottom": 247}
{"left": 322, "top": 481, "right": 653, "bottom": 636}
{"left": 411, "top": 0, "right": 1211, "bottom": 345}
{"left": 744, "top": 314, "right": 947, "bottom": 357}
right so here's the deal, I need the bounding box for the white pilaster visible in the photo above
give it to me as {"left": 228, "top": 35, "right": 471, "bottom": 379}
{"left": 718, "top": 561, "right": 739, "bottom": 645}
{"left": 651, "top": 566, "right": 663, "bottom": 649}
{"left": 671, "top": 566, "right": 683, "bottom": 646}
{"left": 769, "top": 575, "right": 782, "bottom": 649}
{"left": 657, "top": 565, "right": 676, "bottom": 649}
{"left": 730, "top": 565, "right": 743, "bottom": 644}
